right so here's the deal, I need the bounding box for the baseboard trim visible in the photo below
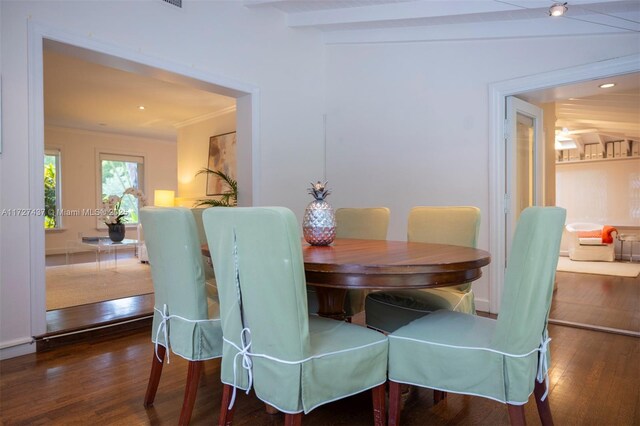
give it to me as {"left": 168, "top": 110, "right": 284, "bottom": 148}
{"left": 0, "top": 338, "right": 36, "bottom": 360}
{"left": 474, "top": 297, "right": 490, "bottom": 313}
{"left": 35, "top": 316, "right": 152, "bottom": 352}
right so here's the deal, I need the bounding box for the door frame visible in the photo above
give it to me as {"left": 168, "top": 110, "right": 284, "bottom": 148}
{"left": 28, "top": 22, "right": 261, "bottom": 338}
{"left": 505, "top": 96, "right": 544, "bottom": 263}
{"left": 488, "top": 53, "right": 640, "bottom": 314}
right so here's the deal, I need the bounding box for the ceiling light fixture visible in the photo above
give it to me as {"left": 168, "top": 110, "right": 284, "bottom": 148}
{"left": 549, "top": 2, "right": 568, "bottom": 17}
{"left": 138, "top": 105, "right": 145, "bottom": 110}
{"left": 598, "top": 83, "right": 616, "bottom": 89}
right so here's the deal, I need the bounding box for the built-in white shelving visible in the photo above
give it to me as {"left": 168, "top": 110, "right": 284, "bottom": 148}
{"left": 556, "top": 140, "right": 640, "bottom": 164}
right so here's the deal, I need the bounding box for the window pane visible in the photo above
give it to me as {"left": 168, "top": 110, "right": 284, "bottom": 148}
{"left": 44, "top": 154, "right": 58, "bottom": 229}
{"left": 101, "top": 158, "right": 143, "bottom": 224}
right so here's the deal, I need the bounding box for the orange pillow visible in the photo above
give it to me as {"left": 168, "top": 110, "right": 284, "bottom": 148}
{"left": 577, "top": 230, "right": 601, "bottom": 239}
{"left": 602, "top": 226, "right": 617, "bottom": 244}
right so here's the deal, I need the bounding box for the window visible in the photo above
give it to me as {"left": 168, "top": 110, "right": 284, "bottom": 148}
{"left": 44, "top": 149, "right": 61, "bottom": 229}
{"left": 99, "top": 153, "right": 145, "bottom": 225}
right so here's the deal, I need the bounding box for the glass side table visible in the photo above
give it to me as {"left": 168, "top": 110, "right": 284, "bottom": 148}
{"left": 618, "top": 234, "right": 639, "bottom": 263}
{"left": 66, "top": 237, "right": 139, "bottom": 270}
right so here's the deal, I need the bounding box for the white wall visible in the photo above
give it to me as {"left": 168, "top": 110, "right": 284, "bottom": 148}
{"left": 0, "top": 1, "right": 326, "bottom": 358}
{"left": 325, "top": 34, "right": 640, "bottom": 311}
{"left": 556, "top": 158, "right": 640, "bottom": 226}
{"left": 176, "top": 110, "right": 236, "bottom": 207}
{"left": 44, "top": 126, "right": 177, "bottom": 254}
{"left": 2, "top": 1, "right": 638, "bottom": 358}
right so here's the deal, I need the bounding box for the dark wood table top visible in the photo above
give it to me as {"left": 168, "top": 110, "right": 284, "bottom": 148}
{"left": 302, "top": 238, "right": 491, "bottom": 290}
{"left": 202, "top": 238, "right": 490, "bottom": 319}
{"left": 203, "top": 238, "right": 491, "bottom": 290}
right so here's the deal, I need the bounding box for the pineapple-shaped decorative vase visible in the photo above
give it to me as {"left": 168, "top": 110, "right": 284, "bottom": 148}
{"left": 303, "top": 181, "right": 336, "bottom": 246}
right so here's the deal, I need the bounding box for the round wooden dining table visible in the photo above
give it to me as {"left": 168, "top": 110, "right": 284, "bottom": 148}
{"left": 203, "top": 238, "right": 491, "bottom": 321}
{"left": 303, "top": 238, "right": 490, "bottom": 320}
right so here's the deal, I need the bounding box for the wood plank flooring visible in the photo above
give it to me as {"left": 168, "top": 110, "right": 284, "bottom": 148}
{"left": 13, "top": 257, "right": 640, "bottom": 424}
{"left": 45, "top": 294, "right": 154, "bottom": 335}
{"left": 2, "top": 323, "right": 638, "bottom": 425}
{"left": 549, "top": 271, "right": 639, "bottom": 334}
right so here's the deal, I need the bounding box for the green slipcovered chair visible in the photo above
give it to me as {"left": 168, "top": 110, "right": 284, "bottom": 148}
{"left": 387, "top": 207, "right": 566, "bottom": 426}
{"left": 191, "top": 207, "right": 217, "bottom": 298}
{"left": 140, "top": 207, "right": 223, "bottom": 425}
{"left": 365, "top": 206, "right": 480, "bottom": 333}
{"left": 307, "top": 207, "right": 390, "bottom": 319}
{"left": 202, "top": 207, "right": 388, "bottom": 425}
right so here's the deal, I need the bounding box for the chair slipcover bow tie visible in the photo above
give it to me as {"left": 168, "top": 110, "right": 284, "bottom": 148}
{"left": 536, "top": 329, "right": 551, "bottom": 401}
{"left": 154, "top": 304, "right": 220, "bottom": 364}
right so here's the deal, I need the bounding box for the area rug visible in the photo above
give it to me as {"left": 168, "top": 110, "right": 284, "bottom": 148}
{"left": 556, "top": 256, "right": 640, "bottom": 278}
{"left": 46, "top": 257, "right": 154, "bottom": 310}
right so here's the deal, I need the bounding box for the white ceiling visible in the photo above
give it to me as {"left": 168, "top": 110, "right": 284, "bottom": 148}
{"left": 43, "top": 1, "right": 639, "bottom": 142}
{"left": 44, "top": 47, "right": 236, "bottom": 141}
{"left": 519, "top": 72, "right": 640, "bottom": 143}
{"left": 246, "top": 0, "right": 640, "bottom": 43}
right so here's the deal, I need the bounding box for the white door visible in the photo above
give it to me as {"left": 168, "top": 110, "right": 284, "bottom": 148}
{"left": 505, "top": 96, "right": 544, "bottom": 264}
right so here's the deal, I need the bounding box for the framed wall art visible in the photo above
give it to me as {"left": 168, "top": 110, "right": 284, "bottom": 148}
{"left": 206, "top": 131, "right": 237, "bottom": 195}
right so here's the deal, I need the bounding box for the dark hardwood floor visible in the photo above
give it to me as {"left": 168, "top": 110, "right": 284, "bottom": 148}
{"left": 13, "top": 256, "right": 640, "bottom": 424}
{"left": 549, "top": 270, "right": 639, "bottom": 334}
{"left": 3, "top": 322, "right": 638, "bottom": 425}
{"left": 38, "top": 294, "right": 154, "bottom": 351}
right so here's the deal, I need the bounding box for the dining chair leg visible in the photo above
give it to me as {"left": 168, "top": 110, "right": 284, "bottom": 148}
{"left": 534, "top": 379, "right": 554, "bottom": 426}
{"left": 284, "top": 412, "right": 303, "bottom": 426}
{"left": 372, "top": 382, "right": 386, "bottom": 426}
{"left": 388, "top": 381, "right": 403, "bottom": 426}
{"left": 507, "top": 404, "right": 526, "bottom": 426}
{"left": 433, "top": 390, "right": 447, "bottom": 404}
{"left": 144, "top": 345, "right": 166, "bottom": 408}
{"left": 219, "top": 384, "right": 236, "bottom": 426}
{"left": 265, "top": 404, "right": 280, "bottom": 414}
{"left": 179, "top": 360, "right": 203, "bottom": 425}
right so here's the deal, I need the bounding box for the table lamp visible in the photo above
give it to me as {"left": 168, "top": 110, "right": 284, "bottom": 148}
{"left": 154, "top": 190, "right": 175, "bottom": 207}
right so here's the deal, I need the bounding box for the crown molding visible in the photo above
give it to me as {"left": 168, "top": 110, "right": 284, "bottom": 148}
{"left": 174, "top": 105, "right": 237, "bottom": 128}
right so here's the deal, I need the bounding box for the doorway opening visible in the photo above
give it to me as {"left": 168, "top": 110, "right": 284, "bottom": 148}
{"left": 28, "top": 27, "right": 259, "bottom": 343}
{"left": 489, "top": 54, "right": 640, "bottom": 336}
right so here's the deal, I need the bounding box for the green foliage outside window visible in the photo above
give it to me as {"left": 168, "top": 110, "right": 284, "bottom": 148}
{"left": 44, "top": 155, "right": 57, "bottom": 228}
{"left": 101, "top": 160, "right": 141, "bottom": 223}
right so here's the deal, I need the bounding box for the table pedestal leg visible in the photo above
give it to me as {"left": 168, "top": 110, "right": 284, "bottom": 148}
{"left": 315, "top": 288, "right": 347, "bottom": 321}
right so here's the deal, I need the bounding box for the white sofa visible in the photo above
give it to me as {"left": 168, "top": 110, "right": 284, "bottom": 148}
{"left": 565, "top": 223, "right": 616, "bottom": 262}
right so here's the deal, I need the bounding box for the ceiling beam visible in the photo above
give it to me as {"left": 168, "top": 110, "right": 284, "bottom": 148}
{"left": 322, "top": 15, "right": 633, "bottom": 44}
{"left": 286, "top": 1, "right": 527, "bottom": 28}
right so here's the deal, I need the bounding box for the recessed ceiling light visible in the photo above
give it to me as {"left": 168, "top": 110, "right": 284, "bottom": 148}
{"left": 549, "top": 2, "right": 568, "bottom": 17}
{"left": 598, "top": 83, "right": 615, "bottom": 89}
{"left": 138, "top": 105, "right": 145, "bottom": 110}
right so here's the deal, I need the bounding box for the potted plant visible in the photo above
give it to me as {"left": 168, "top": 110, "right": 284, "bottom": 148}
{"left": 100, "top": 188, "right": 147, "bottom": 242}
{"left": 194, "top": 168, "right": 238, "bottom": 207}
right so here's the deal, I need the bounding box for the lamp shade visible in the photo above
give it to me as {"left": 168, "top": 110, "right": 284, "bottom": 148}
{"left": 154, "top": 190, "right": 175, "bottom": 207}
